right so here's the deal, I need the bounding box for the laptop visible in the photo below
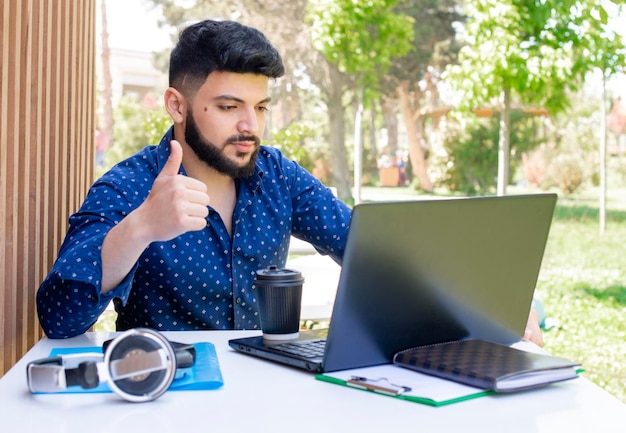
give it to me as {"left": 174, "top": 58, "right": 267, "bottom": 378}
{"left": 228, "top": 193, "right": 557, "bottom": 373}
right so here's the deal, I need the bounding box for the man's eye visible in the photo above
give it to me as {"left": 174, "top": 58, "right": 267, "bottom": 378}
{"left": 219, "top": 105, "right": 236, "bottom": 111}
{"left": 258, "top": 106, "right": 269, "bottom": 112}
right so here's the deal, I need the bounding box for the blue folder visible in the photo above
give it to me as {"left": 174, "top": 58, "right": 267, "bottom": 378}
{"left": 49, "top": 342, "right": 223, "bottom": 393}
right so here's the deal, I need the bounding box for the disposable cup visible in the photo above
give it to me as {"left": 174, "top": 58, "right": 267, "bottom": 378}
{"left": 254, "top": 266, "right": 304, "bottom": 341}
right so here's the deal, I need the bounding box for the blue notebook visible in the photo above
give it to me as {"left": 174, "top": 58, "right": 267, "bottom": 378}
{"left": 49, "top": 342, "right": 223, "bottom": 393}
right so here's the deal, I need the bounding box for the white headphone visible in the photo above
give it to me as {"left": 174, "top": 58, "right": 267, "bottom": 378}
{"left": 27, "top": 328, "right": 180, "bottom": 402}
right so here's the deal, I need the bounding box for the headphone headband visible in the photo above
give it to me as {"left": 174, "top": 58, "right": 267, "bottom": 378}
{"left": 27, "top": 353, "right": 102, "bottom": 392}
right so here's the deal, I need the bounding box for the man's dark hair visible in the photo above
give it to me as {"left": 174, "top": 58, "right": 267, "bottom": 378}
{"left": 169, "top": 20, "right": 285, "bottom": 95}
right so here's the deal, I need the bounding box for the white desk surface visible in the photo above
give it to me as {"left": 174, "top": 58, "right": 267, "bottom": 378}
{"left": 0, "top": 330, "right": 624, "bottom": 433}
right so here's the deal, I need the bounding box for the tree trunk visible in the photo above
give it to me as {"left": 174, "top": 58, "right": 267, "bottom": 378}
{"left": 369, "top": 106, "right": 378, "bottom": 161}
{"left": 397, "top": 81, "right": 433, "bottom": 193}
{"left": 497, "top": 86, "right": 511, "bottom": 196}
{"left": 382, "top": 96, "right": 398, "bottom": 154}
{"left": 353, "top": 87, "right": 364, "bottom": 204}
{"left": 326, "top": 62, "right": 352, "bottom": 202}
{"left": 599, "top": 73, "right": 607, "bottom": 235}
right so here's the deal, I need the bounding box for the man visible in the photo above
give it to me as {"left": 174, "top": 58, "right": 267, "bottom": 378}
{"left": 37, "top": 19, "right": 351, "bottom": 338}
{"left": 37, "top": 19, "right": 543, "bottom": 345}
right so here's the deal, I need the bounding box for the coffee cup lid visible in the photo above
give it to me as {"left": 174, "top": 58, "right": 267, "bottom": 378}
{"left": 255, "top": 265, "right": 303, "bottom": 283}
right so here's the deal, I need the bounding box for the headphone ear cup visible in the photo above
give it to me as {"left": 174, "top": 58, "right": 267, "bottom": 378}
{"left": 104, "top": 328, "right": 177, "bottom": 402}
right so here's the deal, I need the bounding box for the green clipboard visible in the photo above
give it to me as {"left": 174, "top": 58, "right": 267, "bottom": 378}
{"left": 316, "top": 364, "right": 491, "bottom": 407}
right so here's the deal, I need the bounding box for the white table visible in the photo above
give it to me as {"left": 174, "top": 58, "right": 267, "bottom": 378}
{"left": 0, "top": 330, "right": 624, "bottom": 433}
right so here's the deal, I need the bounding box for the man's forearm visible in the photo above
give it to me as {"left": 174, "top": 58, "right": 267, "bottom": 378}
{"left": 100, "top": 210, "right": 152, "bottom": 293}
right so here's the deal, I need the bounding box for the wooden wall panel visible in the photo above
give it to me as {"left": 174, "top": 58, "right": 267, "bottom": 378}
{"left": 0, "top": 0, "right": 96, "bottom": 376}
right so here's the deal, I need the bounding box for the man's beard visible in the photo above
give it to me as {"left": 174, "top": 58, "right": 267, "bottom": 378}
{"left": 184, "top": 112, "right": 260, "bottom": 178}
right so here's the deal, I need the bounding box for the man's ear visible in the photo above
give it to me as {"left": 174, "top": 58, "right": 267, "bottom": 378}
{"left": 164, "top": 87, "right": 186, "bottom": 123}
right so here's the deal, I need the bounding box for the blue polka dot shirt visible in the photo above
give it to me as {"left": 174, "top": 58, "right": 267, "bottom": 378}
{"left": 36, "top": 127, "right": 352, "bottom": 338}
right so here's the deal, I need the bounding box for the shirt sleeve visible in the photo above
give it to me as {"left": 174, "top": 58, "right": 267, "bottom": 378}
{"left": 36, "top": 264, "right": 136, "bottom": 339}
{"left": 279, "top": 155, "right": 352, "bottom": 264}
{"left": 36, "top": 169, "right": 148, "bottom": 338}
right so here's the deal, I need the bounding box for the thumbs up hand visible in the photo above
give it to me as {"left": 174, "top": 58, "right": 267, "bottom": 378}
{"left": 135, "top": 140, "right": 211, "bottom": 243}
{"left": 160, "top": 138, "right": 186, "bottom": 177}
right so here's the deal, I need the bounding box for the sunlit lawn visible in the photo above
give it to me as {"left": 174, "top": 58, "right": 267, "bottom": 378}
{"left": 536, "top": 192, "right": 626, "bottom": 403}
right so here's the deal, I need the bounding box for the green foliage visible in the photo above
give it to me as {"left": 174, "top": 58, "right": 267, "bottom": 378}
{"left": 543, "top": 154, "right": 584, "bottom": 195}
{"left": 102, "top": 96, "right": 171, "bottom": 174}
{"left": 439, "top": 118, "right": 499, "bottom": 194}
{"left": 307, "top": 0, "right": 415, "bottom": 95}
{"left": 444, "top": 0, "right": 626, "bottom": 115}
{"left": 270, "top": 122, "right": 318, "bottom": 172}
{"left": 524, "top": 88, "right": 613, "bottom": 195}
{"left": 439, "top": 111, "right": 540, "bottom": 194}
{"left": 386, "top": 0, "right": 462, "bottom": 85}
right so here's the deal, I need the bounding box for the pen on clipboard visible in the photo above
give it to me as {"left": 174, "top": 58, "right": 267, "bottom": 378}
{"left": 346, "top": 376, "right": 412, "bottom": 396}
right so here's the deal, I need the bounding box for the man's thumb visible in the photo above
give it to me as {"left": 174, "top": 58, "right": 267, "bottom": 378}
{"left": 162, "top": 140, "right": 183, "bottom": 176}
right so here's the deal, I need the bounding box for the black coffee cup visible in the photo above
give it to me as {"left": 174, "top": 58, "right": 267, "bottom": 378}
{"left": 254, "top": 266, "right": 305, "bottom": 340}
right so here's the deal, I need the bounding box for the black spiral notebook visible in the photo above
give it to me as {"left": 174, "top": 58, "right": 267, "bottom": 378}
{"left": 393, "top": 339, "right": 580, "bottom": 392}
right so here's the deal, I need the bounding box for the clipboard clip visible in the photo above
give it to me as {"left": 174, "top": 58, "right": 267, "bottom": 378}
{"left": 347, "top": 375, "right": 412, "bottom": 396}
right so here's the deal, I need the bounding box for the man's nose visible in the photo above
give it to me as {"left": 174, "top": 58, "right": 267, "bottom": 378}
{"left": 237, "top": 108, "right": 259, "bottom": 135}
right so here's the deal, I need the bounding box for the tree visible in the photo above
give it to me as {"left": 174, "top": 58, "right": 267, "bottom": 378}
{"left": 444, "top": 0, "right": 626, "bottom": 196}
{"left": 581, "top": 4, "right": 626, "bottom": 233}
{"left": 306, "top": 0, "right": 414, "bottom": 202}
{"left": 384, "top": 0, "right": 463, "bottom": 193}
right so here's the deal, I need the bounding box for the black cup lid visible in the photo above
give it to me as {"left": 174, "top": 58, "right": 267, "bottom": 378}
{"left": 255, "top": 265, "right": 303, "bottom": 283}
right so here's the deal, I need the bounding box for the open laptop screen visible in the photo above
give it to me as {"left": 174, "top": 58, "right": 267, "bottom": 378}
{"left": 322, "top": 194, "right": 557, "bottom": 371}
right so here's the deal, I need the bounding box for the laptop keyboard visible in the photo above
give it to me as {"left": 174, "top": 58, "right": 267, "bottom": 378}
{"left": 268, "top": 339, "right": 326, "bottom": 359}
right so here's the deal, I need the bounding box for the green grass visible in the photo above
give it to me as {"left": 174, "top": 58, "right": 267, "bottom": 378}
{"left": 537, "top": 197, "right": 626, "bottom": 403}
{"left": 94, "top": 310, "right": 117, "bottom": 333}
